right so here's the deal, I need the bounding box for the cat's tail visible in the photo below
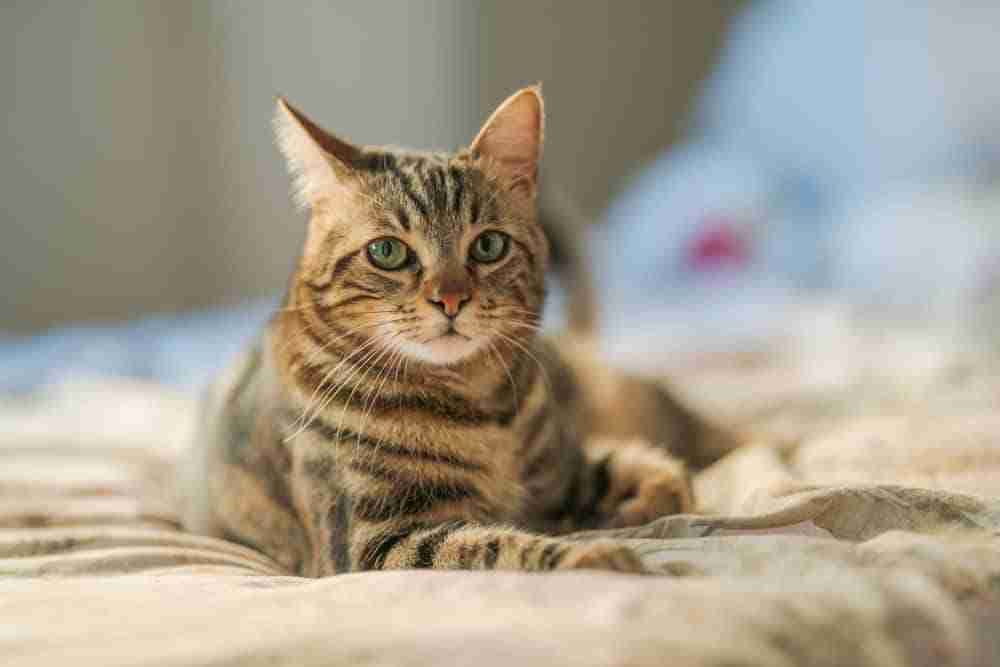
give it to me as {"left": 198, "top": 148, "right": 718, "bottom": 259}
{"left": 537, "top": 186, "right": 598, "bottom": 336}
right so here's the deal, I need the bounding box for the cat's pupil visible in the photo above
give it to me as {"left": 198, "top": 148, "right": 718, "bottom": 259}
{"left": 479, "top": 237, "right": 492, "bottom": 253}
{"left": 380, "top": 241, "right": 392, "bottom": 257}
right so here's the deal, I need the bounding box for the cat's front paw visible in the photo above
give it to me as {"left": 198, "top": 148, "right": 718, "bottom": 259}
{"left": 557, "top": 540, "right": 646, "bottom": 574}
{"left": 592, "top": 439, "right": 694, "bottom": 528}
{"left": 614, "top": 465, "right": 693, "bottom": 527}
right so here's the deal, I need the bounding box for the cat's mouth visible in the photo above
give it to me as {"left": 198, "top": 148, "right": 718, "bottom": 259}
{"left": 398, "top": 325, "right": 482, "bottom": 365}
{"left": 426, "top": 327, "right": 473, "bottom": 348}
{"left": 439, "top": 322, "right": 471, "bottom": 341}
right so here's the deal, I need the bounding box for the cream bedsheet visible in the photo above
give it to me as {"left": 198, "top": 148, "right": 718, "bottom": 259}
{"left": 4, "top": 317, "right": 1000, "bottom": 666}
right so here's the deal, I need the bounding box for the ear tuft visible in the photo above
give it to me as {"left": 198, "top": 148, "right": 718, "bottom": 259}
{"left": 273, "top": 98, "right": 361, "bottom": 208}
{"left": 470, "top": 86, "right": 545, "bottom": 195}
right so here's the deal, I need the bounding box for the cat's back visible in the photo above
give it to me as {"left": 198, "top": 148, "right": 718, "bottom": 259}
{"left": 541, "top": 333, "right": 740, "bottom": 470}
{"left": 179, "top": 338, "right": 268, "bottom": 537}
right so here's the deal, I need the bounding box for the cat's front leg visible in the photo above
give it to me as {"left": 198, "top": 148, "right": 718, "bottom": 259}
{"left": 575, "top": 439, "right": 693, "bottom": 530}
{"left": 351, "top": 520, "right": 646, "bottom": 574}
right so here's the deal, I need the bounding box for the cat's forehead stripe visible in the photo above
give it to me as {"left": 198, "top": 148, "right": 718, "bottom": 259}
{"left": 448, "top": 166, "right": 465, "bottom": 215}
{"left": 394, "top": 207, "right": 411, "bottom": 232}
{"left": 369, "top": 152, "right": 485, "bottom": 233}
{"left": 378, "top": 154, "right": 431, "bottom": 220}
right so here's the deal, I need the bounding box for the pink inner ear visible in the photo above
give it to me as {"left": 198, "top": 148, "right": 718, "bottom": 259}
{"left": 472, "top": 90, "right": 543, "bottom": 187}
{"left": 484, "top": 134, "right": 537, "bottom": 180}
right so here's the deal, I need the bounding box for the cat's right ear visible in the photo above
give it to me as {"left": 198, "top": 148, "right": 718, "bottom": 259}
{"left": 274, "top": 98, "right": 362, "bottom": 208}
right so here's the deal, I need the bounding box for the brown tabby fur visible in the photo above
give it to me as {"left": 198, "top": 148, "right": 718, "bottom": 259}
{"left": 182, "top": 86, "right": 740, "bottom": 576}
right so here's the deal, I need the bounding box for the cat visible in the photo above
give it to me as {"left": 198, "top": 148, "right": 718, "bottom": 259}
{"left": 181, "top": 86, "right": 739, "bottom": 576}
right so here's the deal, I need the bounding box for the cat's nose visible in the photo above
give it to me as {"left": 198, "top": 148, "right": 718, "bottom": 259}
{"left": 428, "top": 290, "right": 470, "bottom": 318}
{"left": 424, "top": 267, "right": 471, "bottom": 318}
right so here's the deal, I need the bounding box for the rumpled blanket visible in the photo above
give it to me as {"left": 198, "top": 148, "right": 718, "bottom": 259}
{"left": 3, "top": 317, "right": 1000, "bottom": 666}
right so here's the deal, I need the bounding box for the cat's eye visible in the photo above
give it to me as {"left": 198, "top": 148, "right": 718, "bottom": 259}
{"left": 469, "top": 231, "right": 510, "bottom": 264}
{"left": 367, "top": 237, "right": 410, "bottom": 270}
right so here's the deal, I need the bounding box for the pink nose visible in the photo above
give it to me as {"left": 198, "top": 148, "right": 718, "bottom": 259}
{"left": 432, "top": 291, "right": 469, "bottom": 317}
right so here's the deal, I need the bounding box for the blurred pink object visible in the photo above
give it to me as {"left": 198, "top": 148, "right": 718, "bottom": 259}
{"left": 687, "top": 218, "right": 751, "bottom": 271}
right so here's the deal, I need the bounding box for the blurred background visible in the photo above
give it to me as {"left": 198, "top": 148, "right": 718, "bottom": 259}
{"left": 5, "top": 0, "right": 1000, "bottom": 390}
{"left": 1, "top": 1, "right": 736, "bottom": 333}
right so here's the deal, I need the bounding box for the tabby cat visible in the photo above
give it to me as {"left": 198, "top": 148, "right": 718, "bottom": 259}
{"left": 182, "top": 86, "right": 738, "bottom": 576}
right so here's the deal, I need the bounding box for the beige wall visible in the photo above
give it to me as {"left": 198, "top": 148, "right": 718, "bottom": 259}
{"left": 1, "top": 1, "right": 737, "bottom": 333}
{"left": 1, "top": 1, "right": 480, "bottom": 333}
{"left": 2, "top": 3, "right": 217, "bottom": 332}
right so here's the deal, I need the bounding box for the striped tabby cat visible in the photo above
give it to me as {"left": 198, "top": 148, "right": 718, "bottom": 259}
{"left": 182, "top": 87, "right": 737, "bottom": 576}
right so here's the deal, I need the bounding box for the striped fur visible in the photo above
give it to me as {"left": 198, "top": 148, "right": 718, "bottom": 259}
{"left": 182, "top": 87, "right": 738, "bottom": 576}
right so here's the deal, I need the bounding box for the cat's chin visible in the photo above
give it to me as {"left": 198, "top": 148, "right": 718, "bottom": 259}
{"left": 397, "top": 334, "right": 485, "bottom": 366}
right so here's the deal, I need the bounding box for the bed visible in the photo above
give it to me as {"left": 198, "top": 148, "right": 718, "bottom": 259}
{"left": 3, "top": 301, "right": 1000, "bottom": 666}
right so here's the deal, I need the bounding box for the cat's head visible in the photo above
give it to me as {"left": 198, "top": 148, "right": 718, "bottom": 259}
{"left": 275, "top": 87, "right": 548, "bottom": 367}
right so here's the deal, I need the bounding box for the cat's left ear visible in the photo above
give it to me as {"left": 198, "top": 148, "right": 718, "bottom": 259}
{"left": 470, "top": 85, "right": 545, "bottom": 198}
{"left": 274, "top": 97, "right": 362, "bottom": 208}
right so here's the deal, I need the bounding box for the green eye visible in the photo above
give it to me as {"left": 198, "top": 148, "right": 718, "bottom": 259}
{"left": 469, "top": 231, "right": 510, "bottom": 263}
{"left": 367, "top": 237, "right": 410, "bottom": 270}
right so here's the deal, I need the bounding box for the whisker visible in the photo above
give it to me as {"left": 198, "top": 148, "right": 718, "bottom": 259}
{"left": 505, "top": 321, "right": 542, "bottom": 332}
{"left": 276, "top": 319, "right": 386, "bottom": 408}
{"left": 272, "top": 314, "right": 414, "bottom": 363}
{"left": 493, "top": 330, "right": 553, "bottom": 399}
{"left": 486, "top": 338, "right": 518, "bottom": 409}
{"left": 355, "top": 339, "right": 405, "bottom": 450}
{"left": 478, "top": 317, "right": 543, "bottom": 339}
{"left": 318, "top": 335, "right": 394, "bottom": 422}
{"left": 304, "top": 337, "right": 391, "bottom": 442}
{"left": 333, "top": 332, "right": 404, "bottom": 442}
{"left": 357, "top": 339, "right": 412, "bottom": 472}
{"left": 293, "top": 319, "right": 418, "bottom": 432}
{"left": 274, "top": 294, "right": 410, "bottom": 317}
{"left": 279, "top": 316, "right": 416, "bottom": 410}
{"left": 285, "top": 334, "right": 387, "bottom": 442}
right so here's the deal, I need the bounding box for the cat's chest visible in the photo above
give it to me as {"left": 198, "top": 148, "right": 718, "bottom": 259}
{"left": 368, "top": 413, "right": 518, "bottom": 463}
{"left": 304, "top": 393, "right": 518, "bottom": 464}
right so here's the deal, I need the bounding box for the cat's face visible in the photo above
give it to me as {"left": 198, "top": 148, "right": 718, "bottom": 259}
{"left": 276, "top": 88, "right": 548, "bottom": 367}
